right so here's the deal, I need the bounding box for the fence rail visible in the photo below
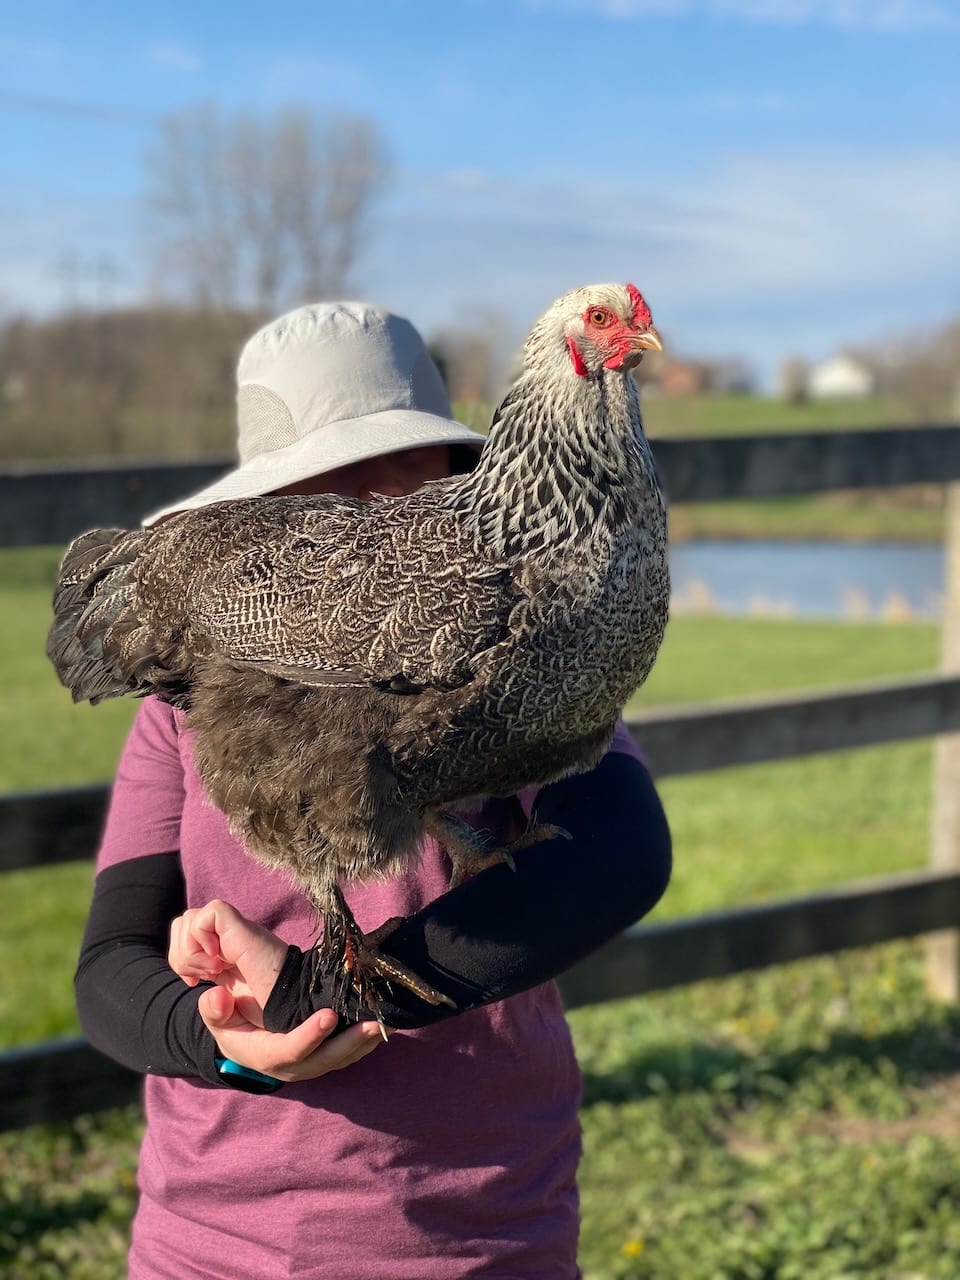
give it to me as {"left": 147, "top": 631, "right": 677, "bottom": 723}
{"left": 4, "top": 672, "right": 960, "bottom": 875}
{"left": 3, "top": 426, "right": 960, "bottom": 1130}
{"left": 3, "top": 866, "right": 957, "bottom": 1133}
{"left": 4, "top": 424, "right": 960, "bottom": 547}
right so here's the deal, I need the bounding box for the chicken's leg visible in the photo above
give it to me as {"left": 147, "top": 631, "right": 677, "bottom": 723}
{"left": 313, "top": 885, "right": 456, "bottom": 1032}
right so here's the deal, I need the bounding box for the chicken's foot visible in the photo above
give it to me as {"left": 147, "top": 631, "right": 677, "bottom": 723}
{"left": 313, "top": 891, "right": 456, "bottom": 1035}
{"left": 424, "top": 809, "right": 571, "bottom": 890}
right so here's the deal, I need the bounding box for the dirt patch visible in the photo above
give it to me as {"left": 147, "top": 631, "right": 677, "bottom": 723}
{"left": 722, "top": 1073, "right": 960, "bottom": 1157}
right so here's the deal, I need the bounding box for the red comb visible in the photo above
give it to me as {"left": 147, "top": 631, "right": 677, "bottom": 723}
{"left": 626, "top": 283, "right": 652, "bottom": 329}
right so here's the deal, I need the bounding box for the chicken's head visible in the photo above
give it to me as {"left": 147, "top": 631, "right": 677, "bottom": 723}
{"left": 526, "top": 282, "right": 663, "bottom": 380}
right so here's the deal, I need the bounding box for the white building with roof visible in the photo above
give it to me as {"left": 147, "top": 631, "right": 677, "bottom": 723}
{"left": 808, "top": 353, "right": 876, "bottom": 399}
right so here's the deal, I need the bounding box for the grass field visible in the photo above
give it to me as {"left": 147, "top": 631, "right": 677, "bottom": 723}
{"left": 667, "top": 489, "right": 947, "bottom": 545}
{"left": 3, "top": 549, "right": 960, "bottom": 1277}
{"left": 458, "top": 391, "right": 940, "bottom": 442}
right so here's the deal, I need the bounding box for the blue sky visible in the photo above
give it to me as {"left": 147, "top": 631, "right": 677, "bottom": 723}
{"left": 1, "top": 0, "right": 958, "bottom": 384}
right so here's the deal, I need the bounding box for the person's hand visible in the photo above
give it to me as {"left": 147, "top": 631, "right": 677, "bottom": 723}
{"left": 169, "top": 898, "right": 288, "bottom": 1022}
{"left": 168, "top": 899, "right": 386, "bottom": 1082}
{"left": 197, "top": 984, "right": 386, "bottom": 1083}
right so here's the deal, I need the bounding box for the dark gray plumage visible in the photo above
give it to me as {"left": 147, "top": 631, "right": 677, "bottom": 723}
{"left": 47, "top": 283, "right": 670, "bottom": 1012}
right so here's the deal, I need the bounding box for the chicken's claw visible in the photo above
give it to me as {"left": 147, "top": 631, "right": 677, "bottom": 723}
{"left": 424, "top": 809, "right": 571, "bottom": 889}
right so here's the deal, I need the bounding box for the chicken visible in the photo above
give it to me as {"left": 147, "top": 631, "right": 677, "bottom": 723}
{"left": 47, "top": 283, "right": 669, "bottom": 1017}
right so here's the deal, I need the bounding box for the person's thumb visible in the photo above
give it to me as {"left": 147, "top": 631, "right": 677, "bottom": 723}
{"left": 198, "top": 983, "right": 246, "bottom": 1030}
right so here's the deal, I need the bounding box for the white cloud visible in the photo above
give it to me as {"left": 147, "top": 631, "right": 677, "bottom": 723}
{"left": 442, "top": 169, "right": 494, "bottom": 191}
{"left": 258, "top": 53, "right": 377, "bottom": 102}
{"left": 145, "top": 42, "right": 201, "bottom": 72}
{"left": 0, "top": 198, "right": 143, "bottom": 317}
{"left": 525, "top": 0, "right": 960, "bottom": 31}
{"left": 363, "top": 148, "right": 960, "bottom": 381}
{"left": 713, "top": 0, "right": 960, "bottom": 30}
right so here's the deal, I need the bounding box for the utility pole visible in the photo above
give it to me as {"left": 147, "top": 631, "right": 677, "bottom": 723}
{"left": 53, "top": 252, "right": 81, "bottom": 311}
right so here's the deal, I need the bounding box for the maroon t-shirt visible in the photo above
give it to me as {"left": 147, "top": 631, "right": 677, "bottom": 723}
{"left": 98, "top": 698, "right": 640, "bottom": 1279}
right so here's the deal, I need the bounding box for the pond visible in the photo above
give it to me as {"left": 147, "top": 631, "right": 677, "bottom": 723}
{"left": 669, "top": 540, "right": 944, "bottom": 620}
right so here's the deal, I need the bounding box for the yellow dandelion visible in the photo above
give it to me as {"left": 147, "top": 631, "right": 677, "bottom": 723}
{"left": 621, "top": 1238, "right": 646, "bottom": 1258}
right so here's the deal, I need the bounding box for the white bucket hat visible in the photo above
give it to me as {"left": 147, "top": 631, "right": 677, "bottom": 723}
{"left": 144, "top": 301, "right": 486, "bottom": 526}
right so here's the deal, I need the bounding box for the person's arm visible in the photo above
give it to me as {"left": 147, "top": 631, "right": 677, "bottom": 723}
{"left": 260, "top": 749, "right": 670, "bottom": 1032}
{"left": 75, "top": 851, "right": 221, "bottom": 1080}
{"left": 75, "top": 698, "right": 382, "bottom": 1083}
{"left": 74, "top": 696, "right": 224, "bottom": 1080}
{"left": 75, "top": 851, "right": 384, "bottom": 1082}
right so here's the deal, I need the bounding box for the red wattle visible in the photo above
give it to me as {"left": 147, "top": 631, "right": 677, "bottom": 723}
{"left": 566, "top": 337, "right": 589, "bottom": 377}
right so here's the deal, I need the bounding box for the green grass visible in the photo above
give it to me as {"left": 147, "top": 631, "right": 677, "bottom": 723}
{"left": 2, "top": 551, "right": 958, "bottom": 1277}
{"left": 0, "top": 549, "right": 136, "bottom": 793}
{"left": 573, "top": 943, "right": 960, "bottom": 1279}
{"left": 668, "top": 490, "right": 947, "bottom": 545}
{"left": 645, "top": 394, "right": 953, "bottom": 546}
{"left": 644, "top": 394, "right": 955, "bottom": 545}
{"left": 634, "top": 614, "right": 938, "bottom": 708}
{"left": 641, "top": 393, "right": 926, "bottom": 439}
{"left": 455, "top": 392, "right": 938, "bottom": 442}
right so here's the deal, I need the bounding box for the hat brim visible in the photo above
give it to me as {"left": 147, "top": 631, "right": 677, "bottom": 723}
{"left": 143, "top": 408, "right": 486, "bottom": 526}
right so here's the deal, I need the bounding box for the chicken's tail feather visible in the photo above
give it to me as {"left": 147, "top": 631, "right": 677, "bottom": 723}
{"left": 47, "top": 527, "right": 169, "bottom": 705}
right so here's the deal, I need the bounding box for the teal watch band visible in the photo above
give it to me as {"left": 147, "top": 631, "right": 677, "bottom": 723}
{"left": 214, "top": 1054, "right": 285, "bottom": 1095}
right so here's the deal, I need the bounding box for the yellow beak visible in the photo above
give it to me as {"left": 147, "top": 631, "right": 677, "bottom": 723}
{"left": 632, "top": 325, "right": 663, "bottom": 354}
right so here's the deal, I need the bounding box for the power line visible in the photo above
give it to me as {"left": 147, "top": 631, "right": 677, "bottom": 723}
{"left": 0, "top": 89, "right": 156, "bottom": 125}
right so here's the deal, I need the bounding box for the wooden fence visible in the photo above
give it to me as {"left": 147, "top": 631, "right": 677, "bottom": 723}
{"left": 3, "top": 425, "right": 960, "bottom": 1133}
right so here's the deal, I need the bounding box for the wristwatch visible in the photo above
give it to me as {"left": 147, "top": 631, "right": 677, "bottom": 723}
{"left": 214, "top": 1054, "right": 285, "bottom": 1095}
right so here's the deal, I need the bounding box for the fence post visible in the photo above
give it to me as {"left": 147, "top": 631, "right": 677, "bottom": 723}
{"left": 929, "top": 482, "right": 960, "bottom": 1000}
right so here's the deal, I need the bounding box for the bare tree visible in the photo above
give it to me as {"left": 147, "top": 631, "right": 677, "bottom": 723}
{"left": 878, "top": 319, "right": 960, "bottom": 421}
{"left": 146, "top": 104, "right": 389, "bottom": 311}
{"left": 429, "top": 327, "right": 500, "bottom": 405}
{"left": 777, "top": 356, "right": 810, "bottom": 404}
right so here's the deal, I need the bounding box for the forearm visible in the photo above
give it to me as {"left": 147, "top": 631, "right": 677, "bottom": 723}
{"left": 75, "top": 853, "right": 221, "bottom": 1083}
{"left": 265, "top": 753, "right": 671, "bottom": 1033}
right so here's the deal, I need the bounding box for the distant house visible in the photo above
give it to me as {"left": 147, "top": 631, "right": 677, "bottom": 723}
{"left": 808, "top": 353, "right": 876, "bottom": 399}
{"left": 640, "top": 355, "right": 755, "bottom": 399}
{"left": 656, "top": 358, "right": 712, "bottom": 397}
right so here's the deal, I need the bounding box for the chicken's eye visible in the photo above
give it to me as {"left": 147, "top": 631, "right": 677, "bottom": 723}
{"left": 589, "top": 308, "right": 611, "bottom": 327}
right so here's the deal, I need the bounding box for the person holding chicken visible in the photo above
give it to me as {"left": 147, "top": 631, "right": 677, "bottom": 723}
{"left": 72, "top": 297, "right": 672, "bottom": 1279}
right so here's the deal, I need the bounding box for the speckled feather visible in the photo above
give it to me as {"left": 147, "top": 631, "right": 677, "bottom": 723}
{"left": 47, "top": 283, "right": 670, "bottom": 921}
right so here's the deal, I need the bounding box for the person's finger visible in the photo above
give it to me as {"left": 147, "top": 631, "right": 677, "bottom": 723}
{"left": 190, "top": 901, "right": 238, "bottom": 956}
{"left": 271, "top": 1007, "right": 341, "bottom": 1062}
{"left": 197, "top": 990, "right": 387, "bottom": 1082}
{"left": 291, "top": 1019, "right": 386, "bottom": 1077}
{"left": 170, "top": 914, "right": 197, "bottom": 963}
{"left": 180, "top": 961, "right": 220, "bottom": 988}
{"left": 185, "top": 902, "right": 286, "bottom": 997}
{"left": 170, "top": 915, "right": 189, "bottom": 957}
{"left": 198, "top": 997, "right": 332, "bottom": 1068}
{"left": 193, "top": 925, "right": 223, "bottom": 958}
{"left": 198, "top": 983, "right": 245, "bottom": 1030}
{"left": 169, "top": 917, "right": 197, "bottom": 977}
{"left": 324, "top": 1025, "right": 387, "bottom": 1070}
{"left": 170, "top": 916, "right": 224, "bottom": 984}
